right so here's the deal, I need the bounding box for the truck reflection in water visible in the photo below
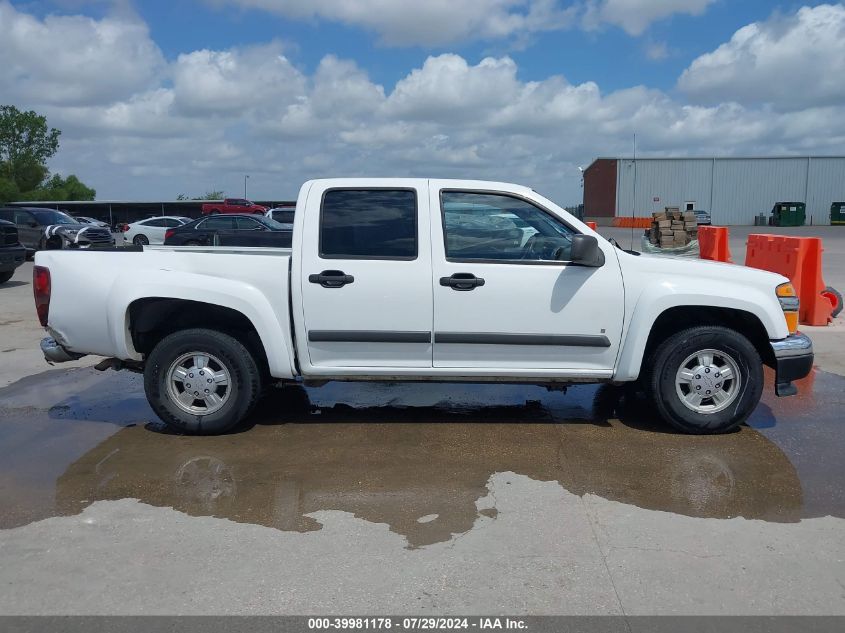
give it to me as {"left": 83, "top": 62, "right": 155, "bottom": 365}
{"left": 52, "top": 382, "right": 807, "bottom": 548}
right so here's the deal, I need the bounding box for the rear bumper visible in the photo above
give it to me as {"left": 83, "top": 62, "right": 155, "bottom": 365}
{"left": 40, "top": 336, "right": 85, "bottom": 364}
{"left": 0, "top": 245, "right": 26, "bottom": 271}
{"left": 769, "top": 332, "right": 814, "bottom": 397}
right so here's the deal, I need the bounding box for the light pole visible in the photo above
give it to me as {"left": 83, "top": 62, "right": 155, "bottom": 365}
{"left": 244, "top": 174, "right": 249, "bottom": 198}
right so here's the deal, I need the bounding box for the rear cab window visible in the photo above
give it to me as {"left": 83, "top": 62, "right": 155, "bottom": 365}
{"left": 319, "top": 189, "right": 417, "bottom": 260}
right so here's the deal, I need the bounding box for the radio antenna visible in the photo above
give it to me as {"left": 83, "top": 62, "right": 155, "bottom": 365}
{"left": 631, "top": 133, "right": 637, "bottom": 249}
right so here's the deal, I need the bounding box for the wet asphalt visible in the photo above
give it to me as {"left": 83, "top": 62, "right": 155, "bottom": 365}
{"left": 1, "top": 365, "right": 843, "bottom": 549}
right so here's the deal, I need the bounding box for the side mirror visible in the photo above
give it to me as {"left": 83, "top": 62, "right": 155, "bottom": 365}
{"left": 29, "top": 222, "right": 38, "bottom": 228}
{"left": 570, "top": 234, "right": 605, "bottom": 267}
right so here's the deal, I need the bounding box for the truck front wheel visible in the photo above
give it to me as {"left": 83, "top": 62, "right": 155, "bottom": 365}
{"left": 144, "top": 328, "right": 262, "bottom": 435}
{"left": 649, "top": 326, "right": 763, "bottom": 434}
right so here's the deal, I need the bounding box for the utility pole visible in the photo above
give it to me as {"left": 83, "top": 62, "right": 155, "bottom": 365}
{"left": 244, "top": 174, "right": 249, "bottom": 199}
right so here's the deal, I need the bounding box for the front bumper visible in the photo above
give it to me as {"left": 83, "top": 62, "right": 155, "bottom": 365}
{"left": 0, "top": 245, "right": 26, "bottom": 272}
{"left": 770, "top": 332, "right": 814, "bottom": 397}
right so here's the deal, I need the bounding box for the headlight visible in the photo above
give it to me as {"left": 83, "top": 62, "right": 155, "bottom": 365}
{"left": 776, "top": 282, "right": 799, "bottom": 333}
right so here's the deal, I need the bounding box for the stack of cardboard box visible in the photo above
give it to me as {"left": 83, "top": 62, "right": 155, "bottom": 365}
{"left": 647, "top": 207, "right": 698, "bottom": 248}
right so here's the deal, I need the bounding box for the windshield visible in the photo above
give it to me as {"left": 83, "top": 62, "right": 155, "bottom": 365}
{"left": 30, "top": 209, "right": 78, "bottom": 225}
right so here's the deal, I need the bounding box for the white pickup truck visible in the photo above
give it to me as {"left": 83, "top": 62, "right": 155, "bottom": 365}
{"left": 34, "top": 178, "right": 813, "bottom": 435}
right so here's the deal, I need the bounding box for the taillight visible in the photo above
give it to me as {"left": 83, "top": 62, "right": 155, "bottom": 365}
{"left": 164, "top": 229, "right": 175, "bottom": 241}
{"left": 33, "top": 266, "right": 51, "bottom": 327}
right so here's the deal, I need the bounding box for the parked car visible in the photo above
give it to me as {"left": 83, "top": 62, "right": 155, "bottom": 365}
{"left": 0, "top": 219, "right": 26, "bottom": 284}
{"left": 200, "top": 198, "right": 267, "bottom": 216}
{"left": 34, "top": 178, "right": 812, "bottom": 436}
{"left": 72, "top": 215, "right": 110, "bottom": 228}
{"left": 0, "top": 207, "right": 114, "bottom": 254}
{"left": 694, "top": 210, "right": 712, "bottom": 225}
{"left": 124, "top": 216, "right": 193, "bottom": 246}
{"left": 266, "top": 206, "right": 295, "bottom": 226}
{"left": 164, "top": 214, "right": 292, "bottom": 247}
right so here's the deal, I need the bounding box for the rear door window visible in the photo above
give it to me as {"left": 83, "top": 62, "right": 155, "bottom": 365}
{"left": 201, "top": 217, "right": 236, "bottom": 230}
{"left": 320, "top": 189, "right": 417, "bottom": 260}
{"left": 14, "top": 210, "right": 34, "bottom": 225}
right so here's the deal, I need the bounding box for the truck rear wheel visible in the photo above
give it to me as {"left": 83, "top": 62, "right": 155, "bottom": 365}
{"left": 648, "top": 326, "right": 763, "bottom": 434}
{"left": 144, "top": 328, "right": 262, "bottom": 435}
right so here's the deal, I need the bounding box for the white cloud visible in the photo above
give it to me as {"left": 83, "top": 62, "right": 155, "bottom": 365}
{"left": 679, "top": 4, "right": 845, "bottom": 109}
{"left": 0, "top": 1, "right": 165, "bottom": 106}
{"left": 385, "top": 55, "right": 521, "bottom": 121}
{"left": 582, "top": 0, "right": 715, "bottom": 36}
{"left": 209, "top": 0, "right": 575, "bottom": 46}
{"left": 210, "top": 0, "right": 718, "bottom": 44}
{"left": 171, "top": 43, "right": 306, "bottom": 116}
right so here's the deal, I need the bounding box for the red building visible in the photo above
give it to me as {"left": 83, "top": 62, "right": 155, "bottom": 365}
{"left": 582, "top": 158, "right": 617, "bottom": 219}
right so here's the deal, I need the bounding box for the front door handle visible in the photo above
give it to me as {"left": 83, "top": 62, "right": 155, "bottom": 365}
{"left": 309, "top": 270, "right": 355, "bottom": 288}
{"left": 440, "top": 273, "right": 485, "bottom": 291}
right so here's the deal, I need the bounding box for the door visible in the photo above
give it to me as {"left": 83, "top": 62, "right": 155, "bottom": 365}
{"left": 14, "top": 209, "right": 41, "bottom": 250}
{"left": 194, "top": 216, "right": 236, "bottom": 245}
{"left": 139, "top": 218, "right": 168, "bottom": 244}
{"left": 430, "top": 184, "right": 623, "bottom": 372}
{"left": 297, "top": 181, "right": 432, "bottom": 369}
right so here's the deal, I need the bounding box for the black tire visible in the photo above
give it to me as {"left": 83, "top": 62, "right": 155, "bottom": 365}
{"left": 0, "top": 270, "right": 14, "bottom": 284}
{"left": 185, "top": 240, "right": 201, "bottom": 246}
{"left": 144, "top": 328, "right": 262, "bottom": 435}
{"left": 648, "top": 326, "right": 763, "bottom": 434}
{"left": 209, "top": 209, "right": 220, "bottom": 215}
{"left": 823, "top": 286, "right": 843, "bottom": 318}
{"left": 133, "top": 234, "right": 149, "bottom": 246}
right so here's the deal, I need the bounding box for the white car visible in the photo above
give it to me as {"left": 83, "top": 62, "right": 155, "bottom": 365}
{"left": 266, "top": 206, "right": 295, "bottom": 229}
{"left": 124, "top": 216, "right": 192, "bottom": 246}
{"left": 34, "top": 178, "right": 812, "bottom": 436}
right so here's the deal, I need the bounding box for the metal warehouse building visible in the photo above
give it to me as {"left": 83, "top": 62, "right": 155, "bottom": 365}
{"left": 583, "top": 156, "right": 845, "bottom": 225}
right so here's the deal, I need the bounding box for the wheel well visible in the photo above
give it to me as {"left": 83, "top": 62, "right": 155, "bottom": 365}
{"left": 642, "top": 306, "right": 774, "bottom": 369}
{"left": 128, "top": 298, "right": 269, "bottom": 373}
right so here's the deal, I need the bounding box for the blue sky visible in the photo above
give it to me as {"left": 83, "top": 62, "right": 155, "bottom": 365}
{"left": 3, "top": 1, "right": 845, "bottom": 202}
{"left": 29, "top": 0, "right": 787, "bottom": 91}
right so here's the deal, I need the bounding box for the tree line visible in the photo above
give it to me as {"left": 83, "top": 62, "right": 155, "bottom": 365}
{"left": 0, "top": 105, "right": 95, "bottom": 204}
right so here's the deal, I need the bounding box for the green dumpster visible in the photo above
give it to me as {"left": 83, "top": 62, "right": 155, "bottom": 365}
{"left": 770, "top": 202, "right": 806, "bottom": 227}
{"left": 832, "top": 202, "right": 845, "bottom": 225}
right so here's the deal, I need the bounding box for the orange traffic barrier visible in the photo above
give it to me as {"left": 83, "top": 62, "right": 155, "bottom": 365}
{"left": 612, "top": 217, "right": 651, "bottom": 228}
{"left": 745, "top": 234, "right": 834, "bottom": 326}
{"left": 586, "top": 221, "right": 598, "bottom": 230}
{"left": 698, "top": 226, "right": 732, "bottom": 263}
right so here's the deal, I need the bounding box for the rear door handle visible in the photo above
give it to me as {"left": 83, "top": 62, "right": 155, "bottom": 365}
{"left": 309, "top": 270, "right": 355, "bottom": 288}
{"left": 440, "top": 273, "right": 485, "bottom": 291}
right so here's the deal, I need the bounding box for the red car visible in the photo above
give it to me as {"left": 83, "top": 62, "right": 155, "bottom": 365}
{"left": 200, "top": 198, "right": 268, "bottom": 215}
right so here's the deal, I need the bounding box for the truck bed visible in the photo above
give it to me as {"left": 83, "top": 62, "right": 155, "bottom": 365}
{"left": 37, "top": 247, "right": 294, "bottom": 372}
